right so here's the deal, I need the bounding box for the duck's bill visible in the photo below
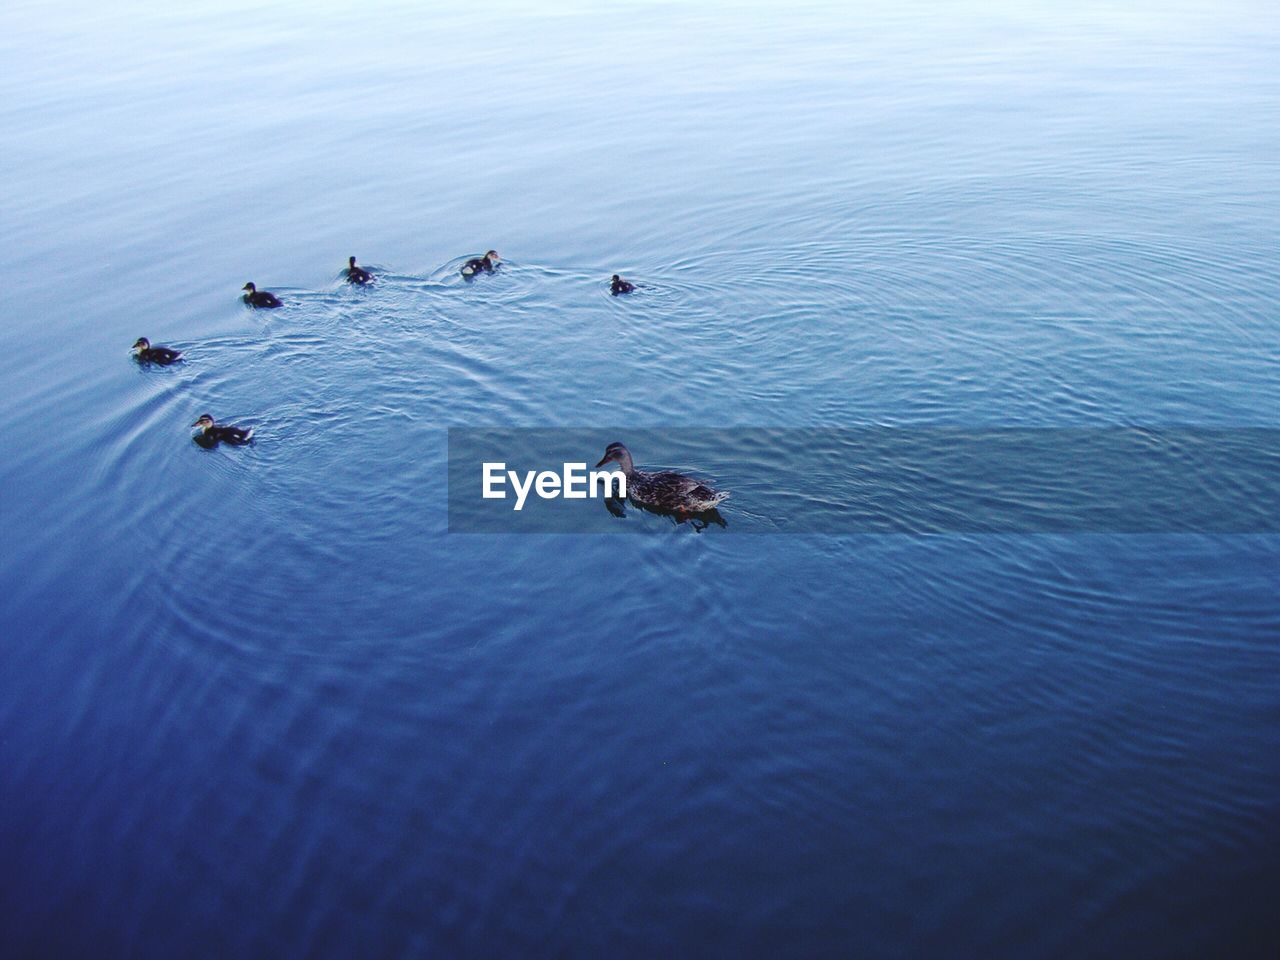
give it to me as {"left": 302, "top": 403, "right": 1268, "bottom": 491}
{"left": 594, "top": 456, "right": 611, "bottom": 468}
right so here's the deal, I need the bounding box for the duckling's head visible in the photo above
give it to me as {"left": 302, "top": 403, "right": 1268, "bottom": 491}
{"left": 192, "top": 414, "right": 215, "bottom": 432}
{"left": 242, "top": 282, "right": 256, "bottom": 292}
{"left": 485, "top": 250, "right": 501, "bottom": 264}
{"left": 132, "top": 337, "right": 151, "bottom": 351}
{"left": 595, "top": 442, "right": 634, "bottom": 472}
{"left": 349, "top": 256, "right": 358, "bottom": 267}
{"left": 611, "top": 274, "right": 622, "bottom": 283}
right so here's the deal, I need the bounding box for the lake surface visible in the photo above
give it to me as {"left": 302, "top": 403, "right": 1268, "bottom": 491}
{"left": 2, "top": 1, "right": 1278, "bottom": 955}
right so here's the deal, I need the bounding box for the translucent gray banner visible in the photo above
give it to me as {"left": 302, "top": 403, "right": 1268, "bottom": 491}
{"left": 447, "top": 428, "right": 1280, "bottom": 533}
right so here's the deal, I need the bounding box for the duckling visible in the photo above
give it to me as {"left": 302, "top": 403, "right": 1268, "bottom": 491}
{"left": 460, "top": 250, "right": 501, "bottom": 277}
{"left": 242, "top": 282, "right": 282, "bottom": 308}
{"left": 610, "top": 274, "right": 635, "bottom": 295}
{"left": 192, "top": 414, "right": 254, "bottom": 447}
{"left": 132, "top": 337, "right": 182, "bottom": 365}
{"left": 346, "top": 256, "right": 373, "bottom": 285}
{"left": 594, "top": 442, "right": 729, "bottom": 515}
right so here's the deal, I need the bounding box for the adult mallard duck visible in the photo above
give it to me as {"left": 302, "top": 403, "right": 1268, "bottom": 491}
{"left": 346, "top": 256, "right": 373, "bottom": 285}
{"left": 242, "top": 282, "right": 282, "bottom": 308}
{"left": 132, "top": 337, "right": 182, "bottom": 365}
{"left": 192, "top": 414, "right": 254, "bottom": 447}
{"left": 594, "top": 442, "right": 729, "bottom": 514}
{"left": 460, "top": 250, "right": 500, "bottom": 277}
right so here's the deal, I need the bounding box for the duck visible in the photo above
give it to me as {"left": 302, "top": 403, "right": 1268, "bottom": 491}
{"left": 242, "top": 282, "right": 282, "bottom": 308}
{"left": 192, "top": 414, "right": 254, "bottom": 447}
{"left": 594, "top": 442, "right": 729, "bottom": 515}
{"left": 460, "top": 250, "right": 501, "bottom": 277}
{"left": 132, "top": 337, "right": 182, "bottom": 365}
{"left": 610, "top": 274, "right": 635, "bottom": 295}
{"left": 346, "top": 256, "right": 373, "bottom": 285}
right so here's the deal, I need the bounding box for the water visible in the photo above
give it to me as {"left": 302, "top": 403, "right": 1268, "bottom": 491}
{"left": 2, "top": 1, "right": 1278, "bottom": 955}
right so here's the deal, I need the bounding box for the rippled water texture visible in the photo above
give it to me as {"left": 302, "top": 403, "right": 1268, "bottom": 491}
{"left": 1, "top": 1, "right": 1278, "bottom": 956}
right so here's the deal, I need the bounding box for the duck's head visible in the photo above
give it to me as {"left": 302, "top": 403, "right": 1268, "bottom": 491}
{"left": 485, "top": 250, "right": 501, "bottom": 264}
{"left": 242, "top": 282, "right": 256, "bottom": 292}
{"left": 192, "top": 414, "right": 216, "bottom": 432}
{"left": 349, "top": 256, "right": 358, "bottom": 267}
{"left": 611, "top": 274, "right": 622, "bottom": 283}
{"left": 132, "top": 337, "right": 151, "bottom": 351}
{"left": 595, "top": 442, "right": 634, "bottom": 472}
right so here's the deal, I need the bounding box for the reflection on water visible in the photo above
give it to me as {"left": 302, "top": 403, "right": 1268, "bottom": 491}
{"left": 1, "top": 0, "right": 1278, "bottom": 956}
{"left": 604, "top": 495, "right": 730, "bottom": 530}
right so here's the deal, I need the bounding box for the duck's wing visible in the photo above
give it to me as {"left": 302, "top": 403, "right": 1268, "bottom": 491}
{"left": 634, "top": 471, "right": 715, "bottom": 505}
{"left": 656, "top": 471, "right": 708, "bottom": 493}
{"left": 217, "top": 426, "right": 253, "bottom": 444}
{"left": 654, "top": 472, "right": 730, "bottom": 510}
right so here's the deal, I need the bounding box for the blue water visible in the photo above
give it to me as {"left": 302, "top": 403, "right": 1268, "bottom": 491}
{"left": 2, "top": 1, "right": 1278, "bottom": 955}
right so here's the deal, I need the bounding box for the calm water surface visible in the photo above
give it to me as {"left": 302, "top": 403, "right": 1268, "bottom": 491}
{"left": 2, "top": 1, "right": 1278, "bottom": 956}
